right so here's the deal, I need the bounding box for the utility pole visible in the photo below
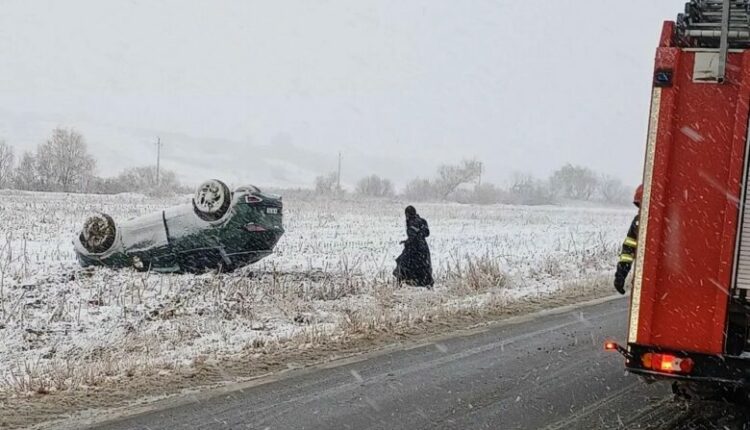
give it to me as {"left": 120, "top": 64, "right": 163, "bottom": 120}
{"left": 336, "top": 151, "right": 342, "bottom": 192}
{"left": 156, "top": 137, "right": 162, "bottom": 186}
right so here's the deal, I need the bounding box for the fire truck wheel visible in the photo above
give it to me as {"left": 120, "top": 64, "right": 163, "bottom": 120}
{"left": 723, "top": 387, "right": 750, "bottom": 405}
{"left": 672, "top": 381, "right": 722, "bottom": 402}
{"left": 673, "top": 381, "right": 749, "bottom": 405}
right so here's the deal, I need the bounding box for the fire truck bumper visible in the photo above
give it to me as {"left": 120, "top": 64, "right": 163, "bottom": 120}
{"left": 622, "top": 344, "right": 750, "bottom": 387}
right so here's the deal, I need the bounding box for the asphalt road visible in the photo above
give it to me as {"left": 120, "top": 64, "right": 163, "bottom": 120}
{"left": 91, "top": 297, "right": 743, "bottom": 430}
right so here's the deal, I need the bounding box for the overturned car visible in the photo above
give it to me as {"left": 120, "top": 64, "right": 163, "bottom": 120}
{"left": 74, "top": 180, "right": 284, "bottom": 273}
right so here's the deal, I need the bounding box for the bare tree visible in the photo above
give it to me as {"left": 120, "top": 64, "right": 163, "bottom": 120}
{"left": 73, "top": 165, "right": 186, "bottom": 196}
{"left": 114, "top": 166, "right": 182, "bottom": 196}
{"left": 436, "top": 159, "right": 482, "bottom": 198}
{"left": 34, "top": 144, "right": 54, "bottom": 191}
{"left": 0, "top": 141, "right": 14, "bottom": 188}
{"left": 36, "top": 128, "right": 96, "bottom": 192}
{"left": 85, "top": 176, "right": 126, "bottom": 195}
{"left": 598, "top": 175, "right": 630, "bottom": 204}
{"left": 509, "top": 172, "right": 554, "bottom": 205}
{"left": 314, "top": 172, "right": 339, "bottom": 195}
{"left": 468, "top": 183, "right": 506, "bottom": 205}
{"left": 403, "top": 178, "right": 439, "bottom": 201}
{"left": 13, "top": 152, "right": 37, "bottom": 190}
{"left": 549, "top": 163, "right": 598, "bottom": 200}
{"left": 355, "top": 174, "right": 394, "bottom": 198}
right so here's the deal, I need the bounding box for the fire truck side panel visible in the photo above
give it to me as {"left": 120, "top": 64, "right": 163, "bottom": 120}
{"left": 633, "top": 46, "right": 750, "bottom": 354}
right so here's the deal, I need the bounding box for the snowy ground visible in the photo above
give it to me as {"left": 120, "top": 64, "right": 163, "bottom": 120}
{"left": 0, "top": 190, "right": 633, "bottom": 395}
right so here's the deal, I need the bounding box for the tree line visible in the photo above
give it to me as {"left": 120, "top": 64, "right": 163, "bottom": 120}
{"left": 0, "top": 128, "right": 188, "bottom": 196}
{"left": 315, "top": 161, "right": 635, "bottom": 206}
{"left": 0, "top": 128, "right": 633, "bottom": 205}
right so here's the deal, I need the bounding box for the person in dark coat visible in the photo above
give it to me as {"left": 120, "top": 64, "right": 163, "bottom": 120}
{"left": 394, "top": 206, "right": 434, "bottom": 288}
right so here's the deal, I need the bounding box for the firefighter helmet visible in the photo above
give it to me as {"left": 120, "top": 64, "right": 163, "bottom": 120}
{"left": 634, "top": 184, "right": 643, "bottom": 207}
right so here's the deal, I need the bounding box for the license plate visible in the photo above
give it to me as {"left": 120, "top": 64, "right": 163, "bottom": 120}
{"left": 266, "top": 207, "right": 279, "bottom": 215}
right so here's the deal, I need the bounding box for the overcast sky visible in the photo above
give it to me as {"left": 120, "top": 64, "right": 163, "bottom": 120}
{"left": 0, "top": 0, "right": 685, "bottom": 189}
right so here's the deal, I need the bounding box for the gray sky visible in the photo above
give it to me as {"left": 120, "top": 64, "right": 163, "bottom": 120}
{"left": 0, "top": 0, "right": 685, "bottom": 188}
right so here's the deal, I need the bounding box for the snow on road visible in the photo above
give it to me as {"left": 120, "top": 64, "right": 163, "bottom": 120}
{"left": 0, "top": 190, "right": 633, "bottom": 394}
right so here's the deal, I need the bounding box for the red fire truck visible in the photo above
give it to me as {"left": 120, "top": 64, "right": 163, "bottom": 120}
{"left": 607, "top": 0, "right": 750, "bottom": 401}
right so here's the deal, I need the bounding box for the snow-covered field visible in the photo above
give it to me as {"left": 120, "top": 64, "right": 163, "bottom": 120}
{"left": 0, "top": 190, "right": 633, "bottom": 395}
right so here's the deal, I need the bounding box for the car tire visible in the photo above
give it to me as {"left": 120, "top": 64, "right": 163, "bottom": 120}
{"left": 80, "top": 213, "right": 117, "bottom": 254}
{"left": 193, "top": 179, "right": 231, "bottom": 221}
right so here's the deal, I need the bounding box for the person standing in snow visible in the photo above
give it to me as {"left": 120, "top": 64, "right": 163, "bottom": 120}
{"left": 614, "top": 184, "right": 643, "bottom": 294}
{"left": 394, "top": 206, "right": 434, "bottom": 288}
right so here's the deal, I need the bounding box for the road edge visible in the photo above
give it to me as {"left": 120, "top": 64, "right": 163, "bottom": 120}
{"left": 38, "top": 294, "right": 626, "bottom": 430}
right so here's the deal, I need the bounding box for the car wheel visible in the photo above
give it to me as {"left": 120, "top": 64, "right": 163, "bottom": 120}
{"left": 80, "top": 213, "right": 117, "bottom": 254}
{"left": 193, "top": 179, "right": 231, "bottom": 221}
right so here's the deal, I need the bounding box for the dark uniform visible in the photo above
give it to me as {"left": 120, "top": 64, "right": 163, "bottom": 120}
{"left": 394, "top": 207, "right": 434, "bottom": 288}
{"left": 614, "top": 183, "right": 643, "bottom": 294}
{"left": 614, "top": 215, "right": 639, "bottom": 294}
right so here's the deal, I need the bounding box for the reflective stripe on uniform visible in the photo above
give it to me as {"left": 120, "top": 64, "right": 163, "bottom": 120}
{"left": 623, "top": 237, "right": 637, "bottom": 247}
{"left": 619, "top": 253, "right": 635, "bottom": 263}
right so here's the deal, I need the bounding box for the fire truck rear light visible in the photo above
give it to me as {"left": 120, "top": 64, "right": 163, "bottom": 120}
{"left": 604, "top": 342, "right": 617, "bottom": 351}
{"left": 642, "top": 352, "right": 653, "bottom": 368}
{"left": 641, "top": 352, "right": 693, "bottom": 374}
{"left": 679, "top": 358, "right": 695, "bottom": 373}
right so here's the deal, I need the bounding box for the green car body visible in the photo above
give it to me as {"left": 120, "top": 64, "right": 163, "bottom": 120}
{"left": 74, "top": 182, "right": 284, "bottom": 273}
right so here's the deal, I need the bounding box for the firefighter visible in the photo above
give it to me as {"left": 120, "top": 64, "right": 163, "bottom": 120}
{"left": 614, "top": 184, "right": 643, "bottom": 294}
